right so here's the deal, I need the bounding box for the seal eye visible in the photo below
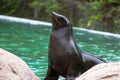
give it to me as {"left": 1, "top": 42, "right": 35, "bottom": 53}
{"left": 59, "top": 17, "right": 65, "bottom": 22}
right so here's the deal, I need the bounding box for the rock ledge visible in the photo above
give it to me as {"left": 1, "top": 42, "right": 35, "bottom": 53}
{"left": 76, "top": 62, "right": 120, "bottom": 80}
{"left": 0, "top": 48, "right": 40, "bottom": 80}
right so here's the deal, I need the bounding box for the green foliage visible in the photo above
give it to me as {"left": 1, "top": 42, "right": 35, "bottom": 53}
{"left": 81, "top": 0, "right": 119, "bottom": 28}
{"left": 87, "top": 2, "right": 103, "bottom": 27}
{"left": 0, "top": 0, "right": 21, "bottom": 15}
{"left": 29, "top": 0, "right": 61, "bottom": 13}
{"left": 113, "top": 6, "right": 120, "bottom": 34}
{"left": 45, "top": 0, "right": 61, "bottom": 13}
{"left": 29, "top": 0, "right": 41, "bottom": 8}
{"left": 0, "top": 0, "right": 120, "bottom": 33}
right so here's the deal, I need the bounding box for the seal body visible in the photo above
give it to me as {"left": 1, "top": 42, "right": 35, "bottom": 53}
{"left": 44, "top": 12, "right": 106, "bottom": 80}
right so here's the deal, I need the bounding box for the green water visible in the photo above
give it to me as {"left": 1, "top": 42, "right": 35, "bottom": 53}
{"left": 0, "top": 20, "right": 120, "bottom": 80}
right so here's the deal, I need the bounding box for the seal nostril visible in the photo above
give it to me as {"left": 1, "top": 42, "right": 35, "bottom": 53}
{"left": 51, "top": 12, "right": 58, "bottom": 16}
{"left": 51, "top": 12, "right": 55, "bottom": 15}
{"left": 51, "top": 12, "right": 55, "bottom": 17}
{"left": 51, "top": 12, "right": 58, "bottom": 19}
{"left": 51, "top": 12, "right": 53, "bottom": 15}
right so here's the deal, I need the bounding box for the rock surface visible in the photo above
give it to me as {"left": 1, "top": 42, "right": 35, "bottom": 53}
{"left": 76, "top": 62, "right": 120, "bottom": 80}
{"left": 0, "top": 48, "right": 40, "bottom": 80}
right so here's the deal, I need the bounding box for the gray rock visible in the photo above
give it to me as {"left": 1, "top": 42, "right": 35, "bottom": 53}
{"left": 76, "top": 62, "right": 120, "bottom": 80}
{"left": 0, "top": 48, "right": 40, "bottom": 80}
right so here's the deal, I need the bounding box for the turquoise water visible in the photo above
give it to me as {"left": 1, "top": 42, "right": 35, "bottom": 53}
{"left": 0, "top": 17, "right": 120, "bottom": 80}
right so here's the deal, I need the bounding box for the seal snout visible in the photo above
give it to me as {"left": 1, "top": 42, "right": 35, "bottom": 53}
{"left": 51, "top": 12, "right": 56, "bottom": 15}
{"left": 51, "top": 12, "right": 62, "bottom": 18}
{"left": 51, "top": 12, "right": 57, "bottom": 19}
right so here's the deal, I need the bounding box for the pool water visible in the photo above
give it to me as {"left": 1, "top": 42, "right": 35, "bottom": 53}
{"left": 0, "top": 17, "right": 120, "bottom": 80}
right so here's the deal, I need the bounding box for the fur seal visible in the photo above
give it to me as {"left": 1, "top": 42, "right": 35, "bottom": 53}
{"left": 44, "top": 12, "right": 106, "bottom": 80}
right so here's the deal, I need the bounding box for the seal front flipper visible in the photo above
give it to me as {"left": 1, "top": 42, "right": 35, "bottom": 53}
{"left": 44, "top": 65, "right": 59, "bottom": 80}
{"left": 66, "top": 59, "right": 85, "bottom": 80}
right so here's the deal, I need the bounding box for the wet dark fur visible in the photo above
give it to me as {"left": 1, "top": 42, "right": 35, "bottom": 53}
{"left": 44, "top": 12, "right": 106, "bottom": 80}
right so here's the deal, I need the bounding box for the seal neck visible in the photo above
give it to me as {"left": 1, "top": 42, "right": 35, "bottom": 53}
{"left": 52, "top": 27, "right": 73, "bottom": 37}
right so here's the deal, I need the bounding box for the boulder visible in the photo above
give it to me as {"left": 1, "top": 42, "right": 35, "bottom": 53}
{"left": 76, "top": 62, "right": 120, "bottom": 80}
{"left": 0, "top": 48, "right": 40, "bottom": 80}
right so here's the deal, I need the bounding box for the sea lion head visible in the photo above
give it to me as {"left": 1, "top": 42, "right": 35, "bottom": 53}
{"left": 51, "top": 12, "right": 72, "bottom": 30}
